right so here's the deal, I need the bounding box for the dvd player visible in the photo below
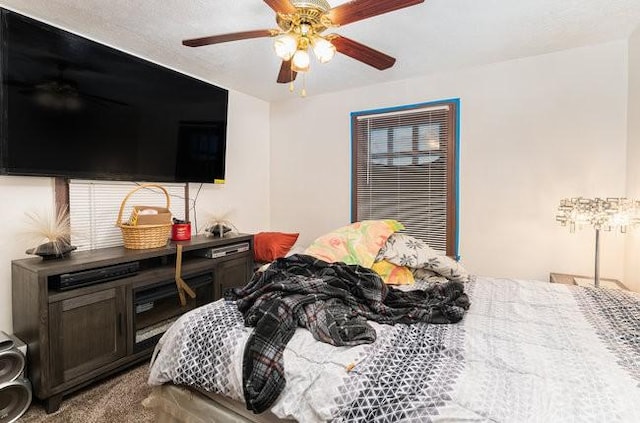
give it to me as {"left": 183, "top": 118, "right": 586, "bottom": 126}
{"left": 195, "top": 242, "right": 250, "bottom": 259}
{"left": 53, "top": 261, "right": 140, "bottom": 290}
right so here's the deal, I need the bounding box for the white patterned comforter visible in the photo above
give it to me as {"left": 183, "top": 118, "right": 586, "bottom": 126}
{"left": 148, "top": 277, "right": 640, "bottom": 422}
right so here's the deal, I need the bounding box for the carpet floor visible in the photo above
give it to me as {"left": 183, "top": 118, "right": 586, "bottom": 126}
{"left": 20, "top": 363, "right": 155, "bottom": 423}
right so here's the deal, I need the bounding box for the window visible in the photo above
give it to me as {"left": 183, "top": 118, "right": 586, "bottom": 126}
{"left": 66, "top": 180, "right": 188, "bottom": 250}
{"left": 351, "top": 99, "right": 459, "bottom": 257}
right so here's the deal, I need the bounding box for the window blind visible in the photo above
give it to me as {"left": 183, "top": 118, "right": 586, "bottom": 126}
{"left": 69, "top": 180, "right": 187, "bottom": 251}
{"left": 352, "top": 101, "right": 457, "bottom": 255}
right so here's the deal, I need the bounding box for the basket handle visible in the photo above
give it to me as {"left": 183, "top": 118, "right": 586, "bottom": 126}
{"left": 116, "top": 184, "right": 171, "bottom": 226}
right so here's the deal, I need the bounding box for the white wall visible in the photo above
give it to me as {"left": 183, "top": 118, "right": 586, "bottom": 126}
{"left": 0, "top": 177, "right": 55, "bottom": 333}
{"left": 271, "top": 41, "right": 629, "bottom": 283}
{"left": 625, "top": 27, "right": 640, "bottom": 292}
{"left": 0, "top": 90, "right": 270, "bottom": 334}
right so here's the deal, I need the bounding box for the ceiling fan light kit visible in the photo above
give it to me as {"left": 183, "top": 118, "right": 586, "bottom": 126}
{"left": 273, "top": 33, "right": 297, "bottom": 60}
{"left": 182, "top": 0, "right": 425, "bottom": 95}
{"left": 291, "top": 49, "right": 310, "bottom": 72}
{"left": 311, "top": 37, "right": 336, "bottom": 63}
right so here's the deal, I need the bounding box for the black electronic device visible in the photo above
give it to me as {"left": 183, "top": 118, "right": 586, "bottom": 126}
{"left": 0, "top": 8, "right": 228, "bottom": 183}
{"left": 194, "top": 242, "right": 250, "bottom": 259}
{"left": 132, "top": 273, "right": 213, "bottom": 352}
{"left": 52, "top": 261, "right": 140, "bottom": 291}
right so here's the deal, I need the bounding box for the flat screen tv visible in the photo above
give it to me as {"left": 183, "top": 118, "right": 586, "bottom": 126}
{"left": 0, "top": 8, "right": 228, "bottom": 183}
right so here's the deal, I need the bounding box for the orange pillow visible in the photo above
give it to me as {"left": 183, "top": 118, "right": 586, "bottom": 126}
{"left": 254, "top": 232, "right": 299, "bottom": 263}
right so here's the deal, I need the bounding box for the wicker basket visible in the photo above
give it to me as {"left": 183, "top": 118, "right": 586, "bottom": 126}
{"left": 116, "top": 184, "right": 172, "bottom": 249}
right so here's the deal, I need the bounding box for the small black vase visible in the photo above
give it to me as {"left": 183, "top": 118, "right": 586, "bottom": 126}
{"left": 26, "top": 241, "right": 77, "bottom": 260}
{"left": 207, "top": 224, "right": 232, "bottom": 238}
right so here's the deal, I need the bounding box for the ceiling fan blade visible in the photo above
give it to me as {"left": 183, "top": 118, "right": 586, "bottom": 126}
{"left": 183, "top": 29, "right": 277, "bottom": 47}
{"left": 327, "top": 0, "right": 425, "bottom": 26}
{"left": 277, "top": 60, "right": 297, "bottom": 83}
{"left": 330, "top": 35, "right": 396, "bottom": 70}
{"left": 263, "top": 0, "right": 297, "bottom": 14}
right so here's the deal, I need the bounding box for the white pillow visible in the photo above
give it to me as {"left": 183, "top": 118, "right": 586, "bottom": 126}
{"left": 378, "top": 233, "right": 469, "bottom": 282}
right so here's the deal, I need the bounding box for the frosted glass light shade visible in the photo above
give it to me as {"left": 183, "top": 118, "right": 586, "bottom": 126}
{"left": 274, "top": 34, "right": 298, "bottom": 61}
{"left": 312, "top": 37, "right": 336, "bottom": 63}
{"left": 291, "top": 49, "right": 310, "bottom": 72}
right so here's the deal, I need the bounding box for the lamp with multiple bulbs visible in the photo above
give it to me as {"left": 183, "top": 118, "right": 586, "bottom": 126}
{"left": 556, "top": 197, "right": 640, "bottom": 233}
{"left": 556, "top": 197, "right": 640, "bottom": 287}
{"left": 273, "top": 24, "right": 336, "bottom": 72}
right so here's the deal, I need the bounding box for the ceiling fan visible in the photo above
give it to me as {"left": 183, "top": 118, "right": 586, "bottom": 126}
{"left": 182, "top": 0, "right": 425, "bottom": 93}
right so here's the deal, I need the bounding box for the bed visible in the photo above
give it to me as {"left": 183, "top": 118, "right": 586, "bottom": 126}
{"left": 143, "top": 222, "right": 640, "bottom": 422}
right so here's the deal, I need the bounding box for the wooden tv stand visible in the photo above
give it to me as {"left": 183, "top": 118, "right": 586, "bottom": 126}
{"left": 12, "top": 233, "right": 254, "bottom": 413}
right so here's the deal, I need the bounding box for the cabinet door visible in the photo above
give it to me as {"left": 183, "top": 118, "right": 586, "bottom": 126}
{"left": 49, "top": 286, "right": 126, "bottom": 385}
{"left": 215, "top": 254, "right": 252, "bottom": 299}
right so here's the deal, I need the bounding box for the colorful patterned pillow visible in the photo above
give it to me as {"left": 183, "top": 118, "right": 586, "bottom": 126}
{"left": 304, "top": 220, "right": 404, "bottom": 268}
{"left": 371, "top": 260, "right": 415, "bottom": 285}
{"left": 378, "top": 233, "right": 469, "bottom": 282}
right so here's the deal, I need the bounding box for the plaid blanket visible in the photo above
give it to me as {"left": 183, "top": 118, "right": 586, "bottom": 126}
{"left": 226, "top": 254, "right": 470, "bottom": 413}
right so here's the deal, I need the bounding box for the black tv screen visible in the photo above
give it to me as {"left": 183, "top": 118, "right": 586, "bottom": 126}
{"left": 0, "top": 8, "right": 228, "bottom": 183}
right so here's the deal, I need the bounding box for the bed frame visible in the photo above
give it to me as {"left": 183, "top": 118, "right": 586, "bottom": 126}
{"left": 143, "top": 384, "right": 290, "bottom": 423}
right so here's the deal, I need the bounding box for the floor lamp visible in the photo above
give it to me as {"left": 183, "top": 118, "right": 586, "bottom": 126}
{"left": 556, "top": 197, "right": 639, "bottom": 287}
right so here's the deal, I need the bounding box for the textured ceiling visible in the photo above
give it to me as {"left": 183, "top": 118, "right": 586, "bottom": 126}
{"left": 1, "top": 0, "right": 640, "bottom": 102}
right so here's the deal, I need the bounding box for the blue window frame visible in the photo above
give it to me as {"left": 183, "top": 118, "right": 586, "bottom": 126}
{"left": 351, "top": 99, "right": 460, "bottom": 258}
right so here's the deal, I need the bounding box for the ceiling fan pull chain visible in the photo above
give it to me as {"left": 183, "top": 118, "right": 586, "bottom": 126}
{"left": 301, "top": 73, "right": 307, "bottom": 97}
{"left": 289, "top": 64, "right": 295, "bottom": 92}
